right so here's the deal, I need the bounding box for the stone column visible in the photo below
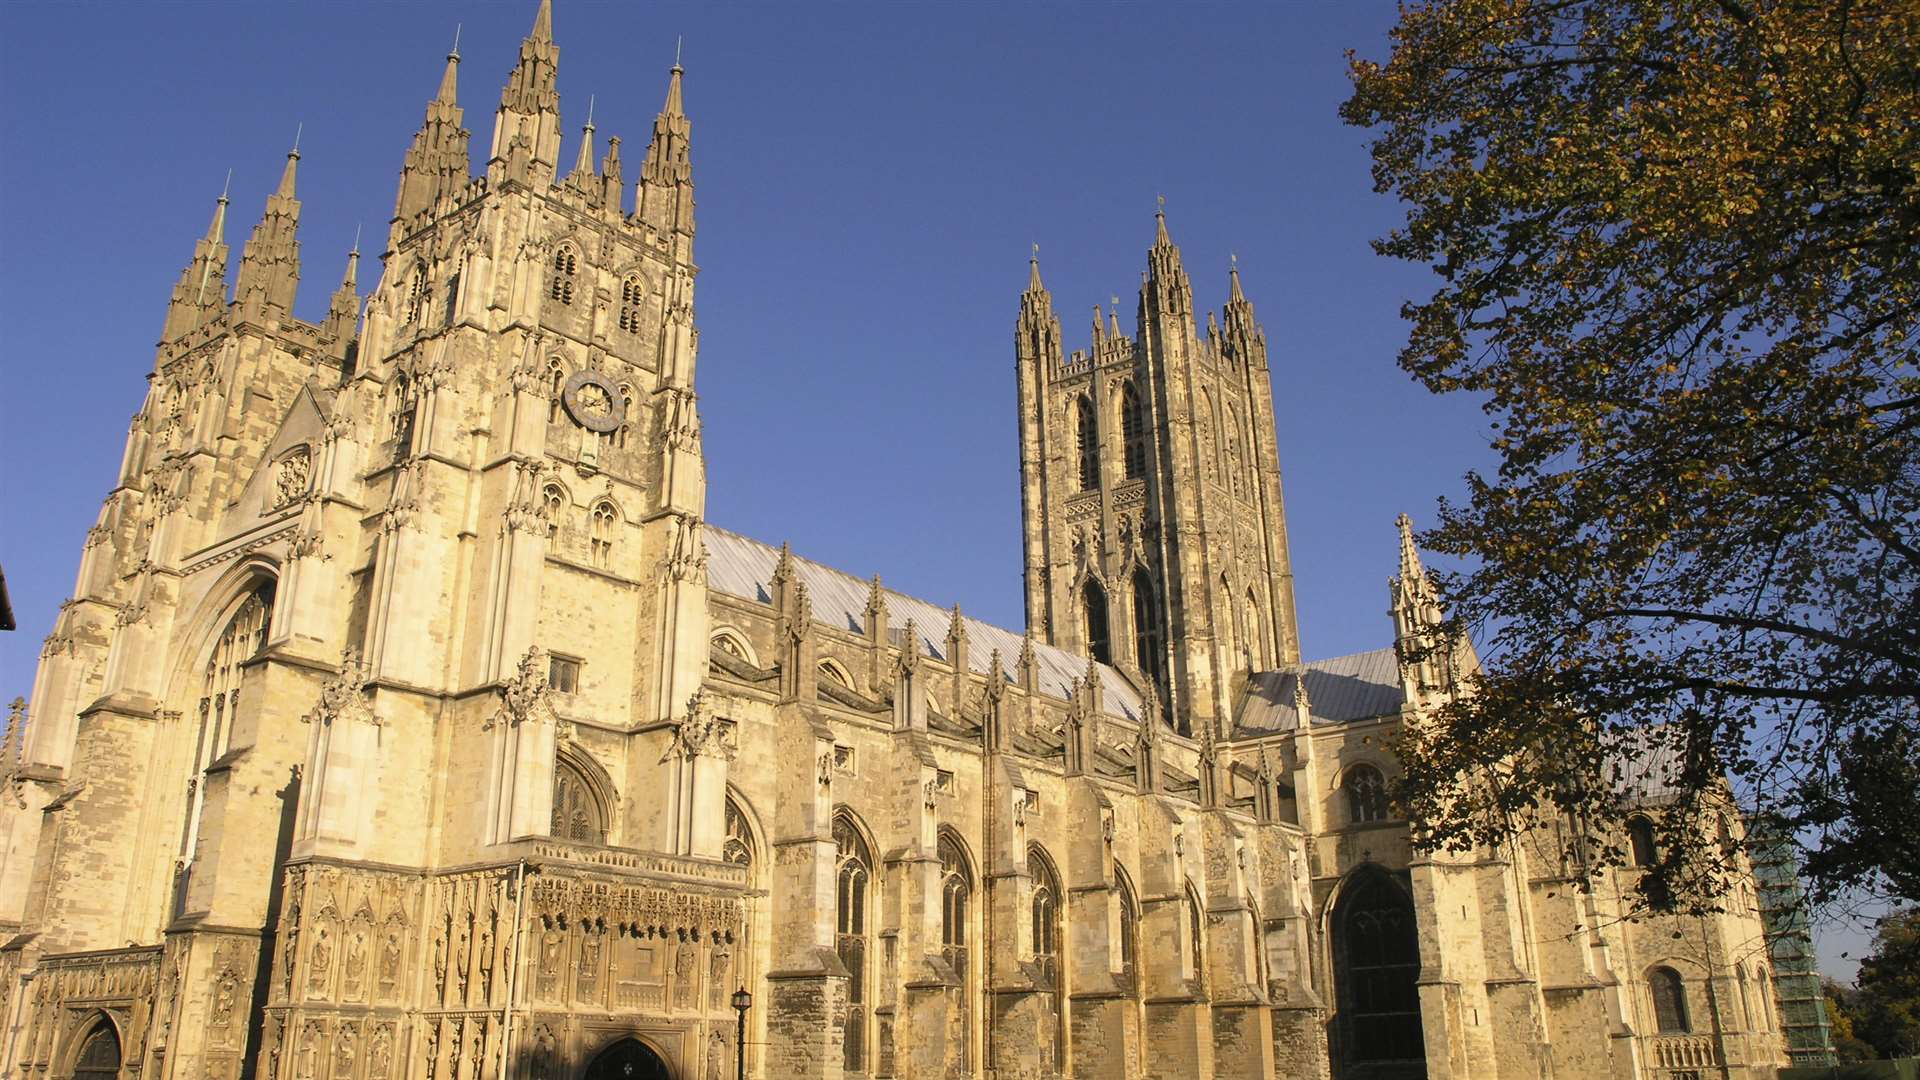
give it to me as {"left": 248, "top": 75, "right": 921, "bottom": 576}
{"left": 764, "top": 701, "right": 843, "bottom": 1080}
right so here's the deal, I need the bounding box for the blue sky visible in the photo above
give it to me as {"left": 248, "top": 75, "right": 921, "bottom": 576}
{"left": 0, "top": 1, "right": 1873, "bottom": 980}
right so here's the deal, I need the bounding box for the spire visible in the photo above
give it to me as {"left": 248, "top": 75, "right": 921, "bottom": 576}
{"left": 1144, "top": 199, "right": 1192, "bottom": 316}
{"left": 637, "top": 61, "right": 694, "bottom": 235}
{"left": 1396, "top": 513, "right": 1424, "bottom": 587}
{"left": 600, "top": 135, "right": 624, "bottom": 213}
{"left": 1154, "top": 201, "right": 1171, "bottom": 248}
{"left": 396, "top": 31, "right": 472, "bottom": 225}
{"left": 571, "top": 95, "right": 596, "bottom": 178}
{"left": 1229, "top": 254, "right": 1245, "bottom": 302}
{"left": 234, "top": 141, "right": 304, "bottom": 318}
{"left": 324, "top": 233, "right": 362, "bottom": 342}
{"left": 162, "top": 181, "right": 233, "bottom": 342}
{"left": 1027, "top": 247, "right": 1045, "bottom": 293}
{"left": 1018, "top": 243, "right": 1056, "bottom": 332}
{"left": 488, "top": 0, "right": 563, "bottom": 188}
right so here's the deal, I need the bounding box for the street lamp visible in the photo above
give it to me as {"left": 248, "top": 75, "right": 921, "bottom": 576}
{"left": 730, "top": 986, "right": 753, "bottom": 1080}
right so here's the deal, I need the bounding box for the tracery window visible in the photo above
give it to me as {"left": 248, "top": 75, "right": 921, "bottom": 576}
{"left": 551, "top": 756, "right": 607, "bottom": 844}
{"left": 1186, "top": 883, "right": 1206, "bottom": 985}
{"left": 542, "top": 484, "right": 566, "bottom": 538}
{"left": 1115, "top": 868, "right": 1140, "bottom": 988}
{"left": 1628, "top": 816, "right": 1659, "bottom": 868}
{"left": 1345, "top": 764, "right": 1390, "bottom": 824}
{"left": 179, "top": 583, "right": 274, "bottom": 910}
{"left": 618, "top": 275, "right": 644, "bottom": 332}
{"left": 388, "top": 372, "right": 417, "bottom": 445}
{"left": 1650, "top": 966, "right": 1690, "bottom": 1033}
{"left": 940, "top": 832, "right": 973, "bottom": 1069}
{"left": 836, "top": 814, "right": 874, "bottom": 1072}
{"left": 724, "top": 798, "right": 756, "bottom": 871}
{"left": 1076, "top": 396, "right": 1100, "bottom": 492}
{"left": 1332, "top": 869, "right": 1425, "bottom": 1068}
{"left": 1029, "top": 845, "right": 1064, "bottom": 1069}
{"left": 1132, "top": 569, "right": 1163, "bottom": 694}
{"left": 589, "top": 502, "right": 617, "bottom": 569}
{"left": 1083, "top": 580, "right": 1112, "bottom": 666}
{"left": 1121, "top": 380, "right": 1147, "bottom": 480}
{"left": 549, "top": 244, "right": 578, "bottom": 305}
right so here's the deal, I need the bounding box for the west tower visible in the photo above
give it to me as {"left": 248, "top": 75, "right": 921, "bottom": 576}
{"left": 1017, "top": 213, "right": 1300, "bottom": 734}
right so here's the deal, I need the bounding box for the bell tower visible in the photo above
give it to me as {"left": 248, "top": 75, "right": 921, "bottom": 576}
{"left": 1016, "top": 212, "right": 1300, "bottom": 735}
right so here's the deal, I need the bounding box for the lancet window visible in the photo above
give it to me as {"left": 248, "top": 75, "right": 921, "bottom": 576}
{"left": 1186, "top": 883, "right": 1206, "bottom": 986}
{"left": 550, "top": 244, "right": 578, "bottom": 305}
{"left": 1083, "top": 580, "right": 1112, "bottom": 666}
{"left": 940, "top": 831, "right": 974, "bottom": 1069}
{"left": 1030, "top": 845, "right": 1064, "bottom": 1069}
{"left": 1628, "top": 816, "right": 1659, "bottom": 868}
{"left": 615, "top": 385, "right": 634, "bottom": 449}
{"left": 547, "top": 359, "right": 566, "bottom": 424}
{"left": 1332, "top": 869, "right": 1425, "bottom": 1068}
{"left": 1121, "top": 380, "right": 1147, "bottom": 480}
{"left": 589, "top": 502, "right": 617, "bottom": 569}
{"left": 618, "top": 275, "right": 644, "bottom": 332}
{"left": 835, "top": 813, "right": 874, "bottom": 1073}
{"left": 178, "top": 583, "right": 274, "bottom": 912}
{"left": 1115, "top": 868, "right": 1140, "bottom": 989}
{"left": 724, "top": 798, "right": 756, "bottom": 872}
{"left": 1132, "top": 570, "right": 1163, "bottom": 693}
{"left": 1076, "top": 396, "right": 1100, "bottom": 492}
{"left": 542, "top": 484, "right": 566, "bottom": 538}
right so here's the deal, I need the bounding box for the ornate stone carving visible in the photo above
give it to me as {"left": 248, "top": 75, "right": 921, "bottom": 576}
{"left": 488, "top": 647, "right": 554, "bottom": 730}
{"left": 303, "top": 649, "right": 376, "bottom": 727}
{"left": 665, "top": 690, "right": 731, "bottom": 761}
{"left": 273, "top": 446, "right": 312, "bottom": 509}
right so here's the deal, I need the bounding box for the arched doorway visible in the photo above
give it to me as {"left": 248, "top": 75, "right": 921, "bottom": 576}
{"left": 71, "top": 1017, "right": 121, "bottom": 1080}
{"left": 584, "top": 1037, "right": 670, "bottom": 1080}
{"left": 1330, "top": 868, "right": 1426, "bottom": 1079}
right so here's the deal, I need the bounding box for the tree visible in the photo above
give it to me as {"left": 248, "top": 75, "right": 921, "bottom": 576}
{"left": 1854, "top": 908, "right": 1920, "bottom": 1058}
{"left": 1344, "top": 0, "right": 1920, "bottom": 906}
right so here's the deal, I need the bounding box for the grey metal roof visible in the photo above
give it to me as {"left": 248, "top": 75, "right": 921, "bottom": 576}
{"left": 1610, "top": 724, "right": 1688, "bottom": 804}
{"left": 1235, "top": 648, "right": 1404, "bottom": 734}
{"left": 704, "top": 526, "right": 1143, "bottom": 722}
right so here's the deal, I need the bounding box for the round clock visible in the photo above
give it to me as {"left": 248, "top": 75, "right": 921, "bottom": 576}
{"left": 561, "top": 370, "right": 626, "bottom": 433}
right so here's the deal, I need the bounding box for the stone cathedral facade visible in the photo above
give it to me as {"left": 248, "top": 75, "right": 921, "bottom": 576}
{"left": 0, "top": 5, "right": 1805, "bottom": 1080}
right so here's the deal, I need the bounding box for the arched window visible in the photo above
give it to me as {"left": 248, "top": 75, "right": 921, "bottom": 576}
{"left": 547, "top": 359, "right": 566, "bottom": 424}
{"left": 1029, "top": 845, "right": 1064, "bottom": 1070}
{"left": 388, "top": 371, "right": 417, "bottom": 445}
{"left": 1115, "top": 868, "right": 1140, "bottom": 988}
{"left": 405, "top": 272, "right": 427, "bottom": 325}
{"left": 723, "top": 797, "right": 756, "bottom": 872}
{"left": 1627, "top": 816, "right": 1659, "bottom": 868}
{"left": 443, "top": 271, "right": 462, "bottom": 329}
{"left": 1076, "top": 396, "right": 1100, "bottom": 492}
{"left": 71, "top": 1017, "right": 121, "bottom": 1080}
{"left": 1132, "top": 569, "right": 1163, "bottom": 692}
{"left": 940, "top": 832, "right": 974, "bottom": 1068}
{"left": 1244, "top": 588, "right": 1265, "bottom": 669}
{"left": 589, "top": 502, "right": 617, "bottom": 569}
{"left": 817, "top": 660, "right": 853, "bottom": 689}
{"left": 549, "top": 244, "right": 578, "bottom": 305}
{"left": 1345, "top": 764, "right": 1390, "bottom": 824}
{"left": 1249, "top": 898, "right": 1269, "bottom": 994}
{"left": 617, "top": 275, "right": 644, "bottom": 332}
{"left": 1331, "top": 869, "right": 1425, "bottom": 1069}
{"left": 1121, "top": 380, "right": 1147, "bottom": 480}
{"left": 551, "top": 756, "right": 607, "bottom": 844}
{"left": 541, "top": 484, "right": 566, "bottom": 538}
{"left": 835, "top": 814, "right": 874, "bottom": 1072}
{"left": 1083, "top": 580, "right": 1112, "bottom": 666}
{"left": 1186, "top": 883, "right": 1206, "bottom": 985}
{"left": 1649, "top": 966, "right": 1690, "bottom": 1033}
{"left": 1754, "top": 965, "right": 1774, "bottom": 1031}
{"left": 180, "top": 583, "right": 274, "bottom": 910}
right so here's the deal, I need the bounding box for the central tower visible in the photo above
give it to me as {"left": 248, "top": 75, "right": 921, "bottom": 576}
{"left": 1016, "top": 213, "right": 1300, "bottom": 734}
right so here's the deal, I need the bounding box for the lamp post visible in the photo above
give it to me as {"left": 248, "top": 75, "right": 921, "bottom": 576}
{"left": 730, "top": 986, "right": 752, "bottom": 1080}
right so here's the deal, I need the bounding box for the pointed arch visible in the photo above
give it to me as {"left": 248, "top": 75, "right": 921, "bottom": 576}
{"left": 1627, "top": 815, "right": 1659, "bottom": 868}
{"left": 1082, "top": 578, "right": 1112, "bottom": 666}
{"left": 68, "top": 1012, "right": 122, "bottom": 1080}
{"left": 1343, "top": 763, "right": 1391, "bottom": 824}
{"left": 1184, "top": 880, "right": 1206, "bottom": 986}
{"left": 387, "top": 370, "right": 418, "bottom": 445}
{"left": 709, "top": 627, "right": 758, "bottom": 668}
{"left": 551, "top": 746, "right": 611, "bottom": 844}
{"left": 834, "top": 809, "right": 877, "bottom": 1072}
{"left": 816, "top": 657, "right": 855, "bottom": 690}
{"left": 938, "top": 828, "right": 976, "bottom": 1068}
{"left": 549, "top": 242, "right": 579, "bottom": 305}
{"left": 1075, "top": 395, "right": 1100, "bottom": 492}
{"left": 1114, "top": 863, "right": 1141, "bottom": 988}
{"left": 1330, "top": 865, "right": 1425, "bottom": 1072}
{"left": 617, "top": 274, "right": 645, "bottom": 332}
{"left": 1648, "top": 965, "right": 1691, "bottom": 1033}
{"left": 723, "top": 788, "right": 762, "bottom": 880}
{"left": 1244, "top": 587, "right": 1266, "bottom": 669}
{"left": 541, "top": 480, "right": 569, "bottom": 538}
{"left": 1132, "top": 568, "right": 1163, "bottom": 694}
{"left": 589, "top": 500, "right": 619, "bottom": 569}
{"left": 615, "top": 383, "right": 635, "bottom": 449}
{"left": 1120, "top": 379, "right": 1148, "bottom": 480}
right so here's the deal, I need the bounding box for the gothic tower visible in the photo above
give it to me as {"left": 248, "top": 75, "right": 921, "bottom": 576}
{"left": 1017, "top": 212, "right": 1300, "bottom": 734}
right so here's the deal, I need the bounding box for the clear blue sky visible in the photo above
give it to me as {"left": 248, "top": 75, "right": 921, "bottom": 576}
{"left": 0, "top": 1, "right": 1872, "bottom": 980}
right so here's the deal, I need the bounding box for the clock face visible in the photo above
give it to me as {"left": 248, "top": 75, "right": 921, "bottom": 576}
{"left": 561, "top": 370, "right": 627, "bottom": 433}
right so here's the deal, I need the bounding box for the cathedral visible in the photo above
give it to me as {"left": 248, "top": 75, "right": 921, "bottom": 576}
{"left": 0, "top": 4, "right": 1808, "bottom": 1078}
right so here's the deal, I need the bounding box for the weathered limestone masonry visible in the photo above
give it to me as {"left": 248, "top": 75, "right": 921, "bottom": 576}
{"left": 0, "top": 4, "right": 1809, "bottom": 1079}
